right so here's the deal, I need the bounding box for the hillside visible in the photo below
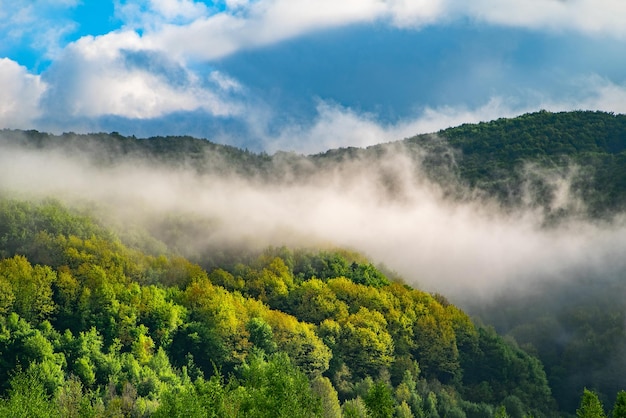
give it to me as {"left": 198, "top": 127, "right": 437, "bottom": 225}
{"left": 437, "top": 110, "right": 626, "bottom": 216}
{"left": 1, "top": 110, "right": 626, "bottom": 415}
{"left": 0, "top": 198, "right": 556, "bottom": 417}
{"left": 5, "top": 110, "right": 626, "bottom": 217}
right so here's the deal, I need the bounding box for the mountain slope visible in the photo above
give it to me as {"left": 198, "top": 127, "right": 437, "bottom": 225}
{"left": 0, "top": 197, "right": 557, "bottom": 417}
{"left": 2, "top": 110, "right": 626, "bottom": 414}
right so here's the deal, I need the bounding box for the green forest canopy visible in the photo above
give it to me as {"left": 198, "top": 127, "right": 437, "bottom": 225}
{"left": 0, "top": 197, "right": 557, "bottom": 417}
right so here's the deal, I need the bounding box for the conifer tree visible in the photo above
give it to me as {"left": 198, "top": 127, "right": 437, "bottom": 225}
{"left": 576, "top": 389, "right": 606, "bottom": 418}
{"left": 613, "top": 391, "right": 626, "bottom": 418}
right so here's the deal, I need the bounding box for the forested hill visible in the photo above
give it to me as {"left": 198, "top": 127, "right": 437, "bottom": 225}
{"left": 4, "top": 110, "right": 626, "bottom": 215}
{"left": 433, "top": 110, "right": 626, "bottom": 216}
{"left": 0, "top": 198, "right": 556, "bottom": 417}
{"left": 2, "top": 110, "right": 626, "bottom": 416}
{"left": 317, "top": 110, "right": 626, "bottom": 219}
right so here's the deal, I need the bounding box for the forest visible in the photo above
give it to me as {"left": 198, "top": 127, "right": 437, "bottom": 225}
{"left": 0, "top": 198, "right": 556, "bottom": 417}
{"left": 0, "top": 110, "right": 625, "bottom": 416}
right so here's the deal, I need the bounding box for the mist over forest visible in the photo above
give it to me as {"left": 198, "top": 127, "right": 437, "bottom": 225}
{"left": 1, "top": 110, "right": 625, "bottom": 416}
{"left": 2, "top": 112, "right": 626, "bottom": 301}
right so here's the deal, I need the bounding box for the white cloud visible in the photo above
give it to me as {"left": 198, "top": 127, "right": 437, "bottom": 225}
{"left": 40, "top": 31, "right": 242, "bottom": 120}
{"left": 385, "top": 0, "right": 448, "bottom": 28}
{"left": 115, "top": 0, "right": 208, "bottom": 29}
{"left": 209, "top": 70, "right": 242, "bottom": 92}
{"left": 260, "top": 77, "right": 626, "bottom": 153}
{"left": 266, "top": 102, "right": 391, "bottom": 153}
{"left": 146, "top": 0, "right": 387, "bottom": 61}
{"left": 263, "top": 98, "right": 525, "bottom": 154}
{"left": 132, "top": 0, "right": 626, "bottom": 62}
{"left": 564, "top": 76, "right": 626, "bottom": 114}
{"left": 460, "top": 0, "right": 626, "bottom": 39}
{"left": 0, "top": 1, "right": 80, "bottom": 58}
{"left": 224, "top": 0, "right": 251, "bottom": 8}
{"left": 149, "top": 0, "right": 208, "bottom": 20}
{"left": 0, "top": 59, "right": 47, "bottom": 128}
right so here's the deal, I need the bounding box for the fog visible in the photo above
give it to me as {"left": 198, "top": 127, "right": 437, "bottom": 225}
{"left": 1, "top": 135, "right": 625, "bottom": 305}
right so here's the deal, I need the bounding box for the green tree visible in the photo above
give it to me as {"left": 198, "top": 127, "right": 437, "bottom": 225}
{"left": 339, "top": 307, "right": 394, "bottom": 378}
{"left": 286, "top": 278, "right": 348, "bottom": 324}
{"left": 364, "top": 380, "right": 395, "bottom": 418}
{"left": 396, "top": 401, "right": 415, "bottom": 418}
{"left": 247, "top": 317, "right": 277, "bottom": 355}
{"left": 153, "top": 379, "right": 208, "bottom": 418}
{"left": 311, "top": 376, "right": 341, "bottom": 418}
{"left": 612, "top": 390, "right": 626, "bottom": 418}
{"left": 0, "top": 256, "right": 56, "bottom": 322}
{"left": 0, "top": 368, "right": 61, "bottom": 418}
{"left": 613, "top": 391, "right": 626, "bottom": 418}
{"left": 494, "top": 405, "right": 509, "bottom": 418}
{"left": 237, "top": 351, "right": 322, "bottom": 417}
{"left": 342, "top": 397, "right": 368, "bottom": 418}
{"left": 576, "top": 389, "right": 606, "bottom": 418}
{"left": 311, "top": 376, "right": 342, "bottom": 418}
{"left": 55, "top": 375, "right": 103, "bottom": 418}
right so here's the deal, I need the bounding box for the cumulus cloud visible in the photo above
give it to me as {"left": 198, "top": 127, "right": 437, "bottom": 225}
{"left": 133, "top": 0, "right": 626, "bottom": 62}
{"left": 0, "top": 59, "right": 47, "bottom": 128}
{"left": 385, "top": 0, "right": 448, "bottom": 28}
{"left": 39, "top": 31, "right": 242, "bottom": 120}
{"left": 149, "top": 0, "right": 208, "bottom": 20}
{"left": 145, "top": 0, "right": 385, "bottom": 61}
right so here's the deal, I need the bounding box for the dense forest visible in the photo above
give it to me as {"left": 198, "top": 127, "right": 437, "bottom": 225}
{"left": 1, "top": 110, "right": 626, "bottom": 416}
{"left": 0, "top": 198, "right": 555, "bottom": 417}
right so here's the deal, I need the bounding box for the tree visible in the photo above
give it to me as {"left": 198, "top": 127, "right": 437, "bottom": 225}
{"left": 342, "top": 397, "right": 368, "bottom": 418}
{"left": 612, "top": 391, "right": 626, "bottom": 418}
{"left": 246, "top": 317, "right": 277, "bottom": 355}
{"left": 576, "top": 389, "right": 606, "bottom": 418}
{"left": 237, "top": 352, "right": 322, "bottom": 417}
{"left": 55, "top": 375, "right": 103, "bottom": 418}
{"left": 338, "top": 307, "right": 394, "bottom": 378}
{"left": 364, "top": 381, "right": 395, "bottom": 418}
{"left": 0, "top": 256, "right": 56, "bottom": 322}
{"left": 494, "top": 405, "right": 509, "bottom": 418}
{"left": 311, "top": 376, "right": 342, "bottom": 418}
{"left": 0, "top": 368, "right": 61, "bottom": 418}
{"left": 396, "top": 401, "right": 415, "bottom": 418}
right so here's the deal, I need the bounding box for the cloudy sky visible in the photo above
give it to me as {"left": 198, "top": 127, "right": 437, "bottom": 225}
{"left": 1, "top": 0, "right": 626, "bottom": 153}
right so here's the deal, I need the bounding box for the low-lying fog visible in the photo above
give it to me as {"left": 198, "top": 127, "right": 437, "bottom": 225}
{"left": 2, "top": 137, "right": 625, "bottom": 305}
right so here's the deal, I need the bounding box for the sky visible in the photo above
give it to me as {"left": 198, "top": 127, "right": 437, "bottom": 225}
{"left": 1, "top": 0, "right": 626, "bottom": 153}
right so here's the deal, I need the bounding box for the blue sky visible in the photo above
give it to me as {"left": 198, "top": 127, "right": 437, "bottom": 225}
{"left": 1, "top": 0, "right": 626, "bottom": 153}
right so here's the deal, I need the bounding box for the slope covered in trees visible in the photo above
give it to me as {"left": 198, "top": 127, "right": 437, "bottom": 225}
{"left": 422, "top": 111, "right": 626, "bottom": 413}
{"left": 5, "top": 110, "right": 626, "bottom": 217}
{"left": 317, "top": 111, "right": 626, "bottom": 412}
{"left": 0, "top": 197, "right": 559, "bottom": 417}
{"left": 436, "top": 110, "right": 626, "bottom": 216}
{"left": 1, "top": 110, "right": 626, "bottom": 416}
